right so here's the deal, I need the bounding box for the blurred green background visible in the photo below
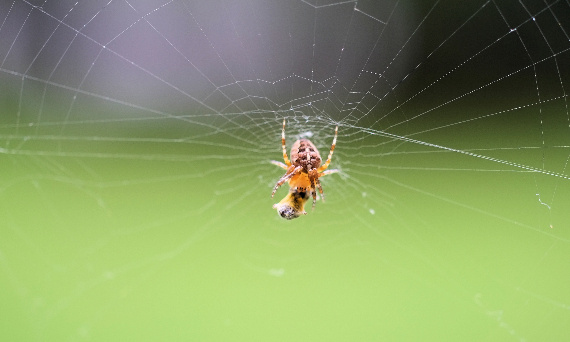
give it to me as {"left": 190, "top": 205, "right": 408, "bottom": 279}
{"left": 1, "top": 0, "right": 570, "bottom": 341}
{"left": 2, "top": 113, "right": 569, "bottom": 341}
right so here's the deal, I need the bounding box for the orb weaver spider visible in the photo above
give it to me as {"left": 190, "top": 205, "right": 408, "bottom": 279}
{"left": 271, "top": 119, "right": 339, "bottom": 219}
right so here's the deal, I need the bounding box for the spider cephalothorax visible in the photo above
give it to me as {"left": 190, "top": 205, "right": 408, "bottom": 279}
{"left": 271, "top": 119, "right": 339, "bottom": 219}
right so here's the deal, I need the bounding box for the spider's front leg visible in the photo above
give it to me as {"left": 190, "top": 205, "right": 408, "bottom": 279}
{"left": 315, "top": 177, "right": 325, "bottom": 203}
{"left": 308, "top": 169, "right": 319, "bottom": 208}
{"left": 271, "top": 165, "right": 301, "bottom": 197}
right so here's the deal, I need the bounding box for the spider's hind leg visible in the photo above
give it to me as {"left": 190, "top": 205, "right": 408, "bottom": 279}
{"left": 281, "top": 119, "right": 292, "bottom": 167}
{"left": 318, "top": 125, "right": 338, "bottom": 172}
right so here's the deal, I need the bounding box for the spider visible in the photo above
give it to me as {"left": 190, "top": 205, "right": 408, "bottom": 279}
{"left": 271, "top": 119, "right": 339, "bottom": 219}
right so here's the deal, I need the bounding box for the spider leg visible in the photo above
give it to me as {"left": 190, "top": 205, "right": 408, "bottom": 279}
{"left": 311, "top": 184, "right": 317, "bottom": 208}
{"left": 315, "top": 177, "right": 325, "bottom": 203}
{"left": 271, "top": 160, "right": 289, "bottom": 170}
{"left": 271, "top": 165, "right": 301, "bottom": 197}
{"left": 308, "top": 169, "right": 319, "bottom": 209}
{"left": 319, "top": 169, "right": 339, "bottom": 177}
{"left": 317, "top": 125, "right": 338, "bottom": 172}
{"left": 281, "top": 119, "right": 292, "bottom": 166}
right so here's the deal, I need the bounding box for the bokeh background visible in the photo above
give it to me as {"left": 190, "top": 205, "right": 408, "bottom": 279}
{"left": 1, "top": 0, "right": 570, "bottom": 341}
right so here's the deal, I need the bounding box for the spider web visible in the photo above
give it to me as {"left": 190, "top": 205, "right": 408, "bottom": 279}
{"left": 1, "top": 0, "right": 570, "bottom": 340}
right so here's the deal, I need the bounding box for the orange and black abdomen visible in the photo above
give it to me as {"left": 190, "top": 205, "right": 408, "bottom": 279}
{"left": 290, "top": 139, "right": 322, "bottom": 171}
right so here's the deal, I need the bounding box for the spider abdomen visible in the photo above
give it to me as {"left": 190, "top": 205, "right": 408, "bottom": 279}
{"left": 290, "top": 139, "right": 322, "bottom": 171}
